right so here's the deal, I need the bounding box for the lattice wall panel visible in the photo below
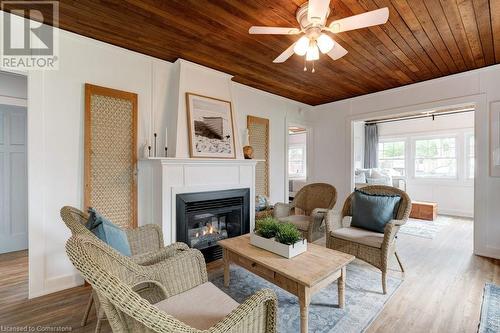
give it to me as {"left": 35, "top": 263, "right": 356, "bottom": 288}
{"left": 85, "top": 84, "right": 138, "bottom": 228}
{"left": 248, "top": 116, "right": 269, "bottom": 197}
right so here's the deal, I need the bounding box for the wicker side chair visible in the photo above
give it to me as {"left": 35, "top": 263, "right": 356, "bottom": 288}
{"left": 60, "top": 206, "right": 189, "bottom": 332}
{"left": 65, "top": 234, "right": 278, "bottom": 333}
{"left": 325, "top": 185, "right": 412, "bottom": 294}
{"left": 273, "top": 183, "right": 337, "bottom": 242}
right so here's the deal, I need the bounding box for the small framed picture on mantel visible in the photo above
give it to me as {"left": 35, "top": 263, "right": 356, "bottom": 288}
{"left": 186, "top": 93, "right": 236, "bottom": 159}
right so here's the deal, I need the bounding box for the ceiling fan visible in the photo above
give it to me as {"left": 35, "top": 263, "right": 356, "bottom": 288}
{"left": 249, "top": 0, "right": 389, "bottom": 72}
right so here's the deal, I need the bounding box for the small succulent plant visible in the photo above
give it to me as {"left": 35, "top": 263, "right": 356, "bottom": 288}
{"left": 275, "top": 223, "right": 302, "bottom": 245}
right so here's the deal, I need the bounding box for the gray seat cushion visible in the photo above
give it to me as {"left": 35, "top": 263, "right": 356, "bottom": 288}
{"left": 154, "top": 282, "right": 239, "bottom": 330}
{"left": 278, "top": 215, "right": 311, "bottom": 231}
{"left": 331, "top": 227, "right": 385, "bottom": 248}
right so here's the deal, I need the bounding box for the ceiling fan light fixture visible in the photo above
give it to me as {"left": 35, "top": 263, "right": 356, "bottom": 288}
{"left": 306, "top": 41, "right": 319, "bottom": 61}
{"left": 317, "top": 33, "right": 334, "bottom": 54}
{"left": 294, "top": 36, "right": 310, "bottom": 56}
{"left": 249, "top": 2, "right": 391, "bottom": 67}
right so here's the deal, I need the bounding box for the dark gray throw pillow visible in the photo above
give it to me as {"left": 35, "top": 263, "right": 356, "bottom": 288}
{"left": 350, "top": 189, "right": 401, "bottom": 233}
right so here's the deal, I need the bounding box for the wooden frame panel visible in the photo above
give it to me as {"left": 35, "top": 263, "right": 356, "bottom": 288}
{"left": 247, "top": 115, "right": 269, "bottom": 197}
{"left": 84, "top": 84, "right": 138, "bottom": 228}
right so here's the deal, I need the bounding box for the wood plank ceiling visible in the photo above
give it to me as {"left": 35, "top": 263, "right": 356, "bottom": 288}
{"left": 10, "top": 0, "right": 500, "bottom": 105}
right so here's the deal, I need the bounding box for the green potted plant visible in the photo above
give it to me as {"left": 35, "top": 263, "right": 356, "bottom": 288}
{"left": 275, "top": 223, "right": 302, "bottom": 245}
{"left": 255, "top": 217, "right": 280, "bottom": 238}
{"left": 251, "top": 217, "right": 307, "bottom": 258}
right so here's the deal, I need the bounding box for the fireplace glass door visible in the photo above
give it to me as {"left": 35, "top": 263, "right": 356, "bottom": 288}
{"left": 186, "top": 207, "right": 242, "bottom": 250}
{"left": 176, "top": 188, "right": 250, "bottom": 262}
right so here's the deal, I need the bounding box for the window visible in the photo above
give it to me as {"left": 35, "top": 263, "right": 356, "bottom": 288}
{"left": 378, "top": 141, "right": 405, "bottom": 175}
{"left": 288, "top": 144, "right": 306, "bottom": 179}
{"left": 466, "top": 134, "right": 474, "bottom": 179}
{"left": 414, "top": 137, "right": 457, "bottom": 178}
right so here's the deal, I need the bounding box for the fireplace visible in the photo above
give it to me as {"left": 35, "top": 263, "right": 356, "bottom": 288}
{"left": 176, "top": 188, "right": 250, "bottom": 262}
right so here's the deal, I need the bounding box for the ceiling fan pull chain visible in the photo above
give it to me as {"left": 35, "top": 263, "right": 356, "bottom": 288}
{"left": 303, "top": 58, "right": 307, "bottom": 72}
{"left": 312, "top": 61, "right": 316, "bottom": 73}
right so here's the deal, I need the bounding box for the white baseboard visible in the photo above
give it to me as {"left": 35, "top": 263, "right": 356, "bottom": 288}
{"left": 438, "top": 209, "right": 473, "bottom": 218}
{"left": 29, "top": 273, "right": 84, "bottom": 299}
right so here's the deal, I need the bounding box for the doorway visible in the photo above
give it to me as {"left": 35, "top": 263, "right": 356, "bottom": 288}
{"left": 0, "top": 72, "right": 28, "bottom": 254}
{"left": 287, "top": 125, "right": 308, "bottom": 202}
{"left": 352, "top": 105, "right": 475, "bottom": 220}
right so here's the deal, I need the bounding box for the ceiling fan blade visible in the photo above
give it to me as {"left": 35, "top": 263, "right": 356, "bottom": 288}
{"left": 326, "top": 42, "right": 348, "bottom": 60}
{"left": 328, "top": 7, "right": 389, "bottom": 33}
{"left": 273, "top": 43, "right": 296, "bottom": 63}
{"left": 308, "top": 0, "right": 331, "bottom": 24}
{"left": 249, "top": 26, "right": 300, "bottom": 35}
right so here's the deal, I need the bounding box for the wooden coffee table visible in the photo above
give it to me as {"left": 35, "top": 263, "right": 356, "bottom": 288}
{"left": 218, "top": 234, "right": 355, "bottom": 333}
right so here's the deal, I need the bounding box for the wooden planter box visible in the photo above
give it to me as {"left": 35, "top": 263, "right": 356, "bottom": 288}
{"left": 250, "top": 232, "right": 307, "bottom": 258}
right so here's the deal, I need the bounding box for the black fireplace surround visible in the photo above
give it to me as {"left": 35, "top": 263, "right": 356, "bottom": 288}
{"left": 176, "top": 188, "right": 250, "bottom": 262}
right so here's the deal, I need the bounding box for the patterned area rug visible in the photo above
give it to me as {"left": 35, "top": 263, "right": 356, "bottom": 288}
{"left": 479, "top": 283, "right": 500, "bottom": 333}
{"left": 209, "top": 260, "right": 402, "bottom": 333}
{"left": 399, "top": 217, "right": 450, "bottom": 239}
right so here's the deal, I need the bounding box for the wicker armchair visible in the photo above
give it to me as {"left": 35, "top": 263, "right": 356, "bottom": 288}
{"left": 60, "top": 206, "right": 189, "bottom": 332}
{"left": 325, "top": 185, "right": 411, "bottom": 294}
{"left": 273, "top": 183, "right": 337, "bottom": 242}
{"left": 65, "top": 234, "right": 278, "bottom": 333}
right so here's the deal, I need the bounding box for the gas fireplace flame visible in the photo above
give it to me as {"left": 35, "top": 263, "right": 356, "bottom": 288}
{"left": 194, "top": 223, "right": 219, "bottom": 239}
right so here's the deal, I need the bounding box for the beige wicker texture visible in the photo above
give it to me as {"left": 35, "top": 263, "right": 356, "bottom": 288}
{"left": 273, "top": 183, "right": 337, "bottom": 242}
{"left": 65, "top": 234, "right": 278, "bottom": 333}
{"left": 88, "top": 93, "right": 135, "bottom": 229}
{"left": 248, "top": 116, "right": 269, "bottom": 197}
{"left": 255, "top": 208, "right": 274, "bottom": 220}
{"left": 325, "top": 185, "right": 412, "bottom": 294}
{"left": 60, "top": 206, "right": 189, "bottom": 332}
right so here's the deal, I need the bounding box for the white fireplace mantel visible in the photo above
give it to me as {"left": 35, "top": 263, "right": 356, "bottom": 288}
{"left": 139, "top": 158, "right": 259, "bottom": 245}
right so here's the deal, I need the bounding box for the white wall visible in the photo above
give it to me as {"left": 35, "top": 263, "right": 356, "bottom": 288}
{"left": 306, "top": 65, "right": 500, "bottom": 260}
{"left": 22, "top": 23, "right": 307, "bottom": 297}
{"left": 232, "top": 83, "right": 308, "bottom": 203}
{"left": 377, "top": 112, "right": 474, "bottom": 217}
{"left": 28, "top": 30, "right": 170, "bottom": 298}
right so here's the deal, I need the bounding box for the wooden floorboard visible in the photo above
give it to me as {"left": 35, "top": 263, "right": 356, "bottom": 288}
{"left": 0, "top": 216, "right": 499, "bottom": 332}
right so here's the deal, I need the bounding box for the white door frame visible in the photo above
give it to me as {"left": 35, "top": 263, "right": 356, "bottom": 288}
{"left": 284, "top": 118, "right": 314, "bottom": 203}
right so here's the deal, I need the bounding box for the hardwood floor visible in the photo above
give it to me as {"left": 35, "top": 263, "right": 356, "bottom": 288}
{"left": 0, "top": 217, "right": 499, "bottom": 332}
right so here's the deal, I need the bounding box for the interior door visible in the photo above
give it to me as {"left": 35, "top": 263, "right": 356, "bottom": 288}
{"left": 0, "top": 105, "right": 28, "bottom": 253}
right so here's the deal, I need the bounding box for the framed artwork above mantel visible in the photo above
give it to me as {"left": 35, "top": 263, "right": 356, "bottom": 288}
{"left": 186, "top": 93, "right": 236, "bottom": 159}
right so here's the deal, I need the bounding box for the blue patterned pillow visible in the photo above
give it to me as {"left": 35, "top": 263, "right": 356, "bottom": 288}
{"left": 86, "top": 208, "right": 132, "bottom": 256}
{"left": 350, "top": 189, "right": 401, "bottom": 233}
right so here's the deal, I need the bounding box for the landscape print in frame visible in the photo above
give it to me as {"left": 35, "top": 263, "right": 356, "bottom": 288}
{"left": 186, "top": 93, "right": 236, "bottom": 159}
